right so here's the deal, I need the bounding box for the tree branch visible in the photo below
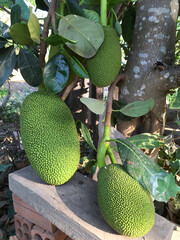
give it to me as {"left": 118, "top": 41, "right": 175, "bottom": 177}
{"left": 38, "top": 0, "right": 58, "bottom": 68}
{"left": 105, "top": 73, "right": 126, "bottom": 126}
{"left": 60, "top": 75, "right": 80, "bottom": 101}
{"left": 0, "top": 6, "right": 10, "bottom": 14}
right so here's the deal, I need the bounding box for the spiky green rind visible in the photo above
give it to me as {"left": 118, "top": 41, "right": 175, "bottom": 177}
{"left": 87, "top": 26, "right": 121, "bottom": 87}
{"left": 20, "top": 91, "right": 80, "bottom": 185}
{"left": 97, "top": 164, "right": 155, "bottom": 237}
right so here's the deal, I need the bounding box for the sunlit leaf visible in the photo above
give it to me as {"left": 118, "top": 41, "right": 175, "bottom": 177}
{"left": 10, "top": 23, "right": 33, "bottom": 45}
{"left": 128, "top": 133, "right": 165, "bottom": 149}
{"left": 115, "top": 138, "right": 180, "bottom": 202}
{"left": 80, "top": 122, "right": 97, "bottom": 151}
{"left": 80, "top": 97, "right": 105, "bottom": 114}
{"left": 119, "top": 98, "right": 154, "bottom": 117}
{"left": 27, "top": 7, "right": 40, "bottom": 44}
{"left": 58, "top": 14, "right": 104, "bottom": 58}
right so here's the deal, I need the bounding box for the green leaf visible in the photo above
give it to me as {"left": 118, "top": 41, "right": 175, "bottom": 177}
{"left": 80, "top": 122, "right": 97, "bottom": 151}
{"left": 18, "top": 49, "right": 43, "bottom": 87}
{"left": 119, "top": 98, "right": 154, "bottom": 117}
{"left": 112, "top": 100, "right": 133, "bottom": 121}
{"left": 45, "top": 33, "right": 77, "bottom": 46}
{"left": 44, "top": 53, "right": 69, "bottom": 93}
{"left": 10, "top": 23, "right": 33, "bottom": 45}
{"left": 80, "top": 97, "right": 105, "bottom": 115}
{"left": 66, "top": 0, "right": 85, "bottom": 17}
{"left": 83, "top": 9, "right": 100, "bottom": 23}
{"left": 128, "top": 133, "right": 165, "bottom": 149}
{"left": 0, "top": 46, "right": 16, "bottom": 87}
{"left": 15, "top": 0, "right": 30, "bottom": 20}
{"left": 157, "top": 173, "right": 180, "bottom": 201}
{"left": 0, "top": 164, "right": 13, "bottom": 172}
{"left": 0, "top": 37, "right": 7, "bottom": 49}
{"left": 115, "top": 139, "right": 180, "bottom": 202}
{"left": 11, "top": 4, "right": 21, "bottom": 26}
{"left": 0, "top": 21, "right": 9, "bottom": 37}
{"left": 170, "top": 159, "right": 180, "bottom": 175}
{"left": 169, "top": 88, "right": 180, "bottom": 109}
{"left": 66, "top": 55, "right": 89, "bottom": 78}
{"left": 122, "top": 7, "right": 136, "bottom": 44}
{"left": 115, "top": 21, "right": 122, "bottom": 35}
{"left": 27, "top": 6, "right": 40, "bottom": 44}
{"left": 58, "top": 15, "right": 104, "bottom": 58}
{"left": 35, "top": 0, "right": 49, "bottom": 11}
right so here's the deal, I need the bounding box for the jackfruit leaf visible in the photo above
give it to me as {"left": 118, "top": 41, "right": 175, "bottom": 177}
{"left": 45, "top": 34, "right": 77, "bottom": 46}
{"left": 169, "top": 88, "right": 180, "bottom": 109}
{"left": 80, "top": 97, "right": 105, "bottom": 115}
{"left": 83, "top": 9, "right": 100, "bottom": 23}
{"left": 65, "top": 54, "right": 89, "bottom": 78}
{"left": 177, "top": 120, "right": 180, "bottom": 126}
{"left": 115, "top": 21, "right": 122, "bottom": 35}
{"left": 170, "top": 160, "right": 180, "bottom": 175}
{"left": 112, "top": 100, "right": 133, "bottom": 121}
{"left": 11, "top": 4, "right": 21, "bottom": 26}
{"left": 18, "top": 49, "right": 43, "bottom": 87}
{"left": 122, "top": 7, "right": 136, "bottom": 44}
{"left": 44, "top": 53, "right": 69, "bottom": 93}
{"left": 66, "top": 0, "right": 85, "bottom": 17}
{"left": 127, "top": 133, "right": 165, "bottom": 149}
{"left": 0, "top": 37, "right": 7, "bottom": 49}
{"left": 0, "top": 21, "right": 9, "bottom": 37}
{"left": 115, "top": 139, "right": 180, "bottom": 202}
{"left": 79, "top": 0, "right": 100, "bottom": 6}
{"left": 119, "top": 98, "right": 154, "bottom": 117}
{"left": 35, "top": 0, "right": 49, "bottom": 11}
{"left": 0, "top": 46, "right": 16, "bottom": 87}
{"left": 58, "top": 15, "right": 104, "bottom": 58}
{"left": 15, "top": 0, "right": 30, "bottom": 20}
{"left": 10, "top": 23, "right": 33, "bottom": 45}
{"left": 80, "top": 122, "right": 97, "bottom": 151}
{"left": 27, "top": 7, "right": 40, "bottom": 44}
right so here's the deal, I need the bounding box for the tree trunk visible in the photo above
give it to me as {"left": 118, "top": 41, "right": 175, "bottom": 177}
{"left": 118, "top": 0, "right": 180, "bottom": 137}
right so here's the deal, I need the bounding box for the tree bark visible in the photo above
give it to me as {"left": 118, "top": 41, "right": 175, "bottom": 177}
{"left": 118, "top": 0, "right": 180, "bottom": 137}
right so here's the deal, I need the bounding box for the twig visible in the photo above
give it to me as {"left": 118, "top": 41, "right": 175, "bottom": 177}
{"left": 38, "top": 0, "right": 58, "bottom": 68}
{"left": 60, "top": 75, "right": 80, "bottom": 101}
{"left": 105, "top": 73, "right": 126, "bottom": 126}
{"left": 0, "top": 6, "right": 10, "bottom": 14}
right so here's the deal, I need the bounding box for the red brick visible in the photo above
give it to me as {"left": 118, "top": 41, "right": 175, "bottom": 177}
{"left": 31, "top": 225, "right": 68, "bottom": 240}
{"left": 13, "top": 194, "right": 35, "bottom": 212}
{"left": 13, "top": 201, "right": 57, "bottom": 233}
{"left": 14, "top": 214, "right": 34, "bottom": 240}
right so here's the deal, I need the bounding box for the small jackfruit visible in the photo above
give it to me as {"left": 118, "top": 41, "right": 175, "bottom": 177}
{"left": 20, "top": 91, "right": 80, "bottom": 185}
{"left": 87, "top": 26, "right": 121, "bottom": 87}
{"left": 97, "top": 164, "right": 155, "bottom": 237}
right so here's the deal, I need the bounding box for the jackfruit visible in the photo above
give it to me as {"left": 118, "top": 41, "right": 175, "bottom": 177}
{"left": 97, "top": 164, "right": 155, "bottom": 237}
{"left": 87, "top": 26, "right": 121, "bottom": 87}
{"left": 20, "top": 91, "right": 80, "bottom": 185}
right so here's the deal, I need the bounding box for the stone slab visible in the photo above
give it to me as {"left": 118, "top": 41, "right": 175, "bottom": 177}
{"left": 9, "top": 166, "right": 177, "bottom": 240}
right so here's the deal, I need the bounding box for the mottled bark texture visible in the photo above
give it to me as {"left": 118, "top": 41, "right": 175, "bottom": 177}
{"left": 118, "top": 0, "right": 180, "bottom": 137}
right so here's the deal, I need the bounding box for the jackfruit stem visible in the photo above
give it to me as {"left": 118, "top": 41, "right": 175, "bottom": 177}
{"left": 97, "top": 73, "right": 126, "bottom": 168}
{"left": 100, "top": 0, "right": 107, "bottom": 26}
{"left": 97, "top": 125, "right": 110, "bottom": 169}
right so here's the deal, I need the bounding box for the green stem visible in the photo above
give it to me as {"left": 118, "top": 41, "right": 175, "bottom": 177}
{"left": 97, "top": 125, "right": 110, "bottom": 169}
{"left": 100, "top": 0, "right": 107, "bottom": 26}
{"left": 59, "top": 1, "right": 65, "bottom": 16}
{"left": 107, "top": 145, "right": 117, "bottom": 164}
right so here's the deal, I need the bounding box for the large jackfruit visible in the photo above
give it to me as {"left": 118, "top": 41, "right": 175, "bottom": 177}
{"left": 97, "top": 164, "right": 155, "bottom": 237}
{"left": 20, "top": 91, "right": 80, "bottom": 185}
{"left": 87, "top": 26, "right": 121, "bottom": 87}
